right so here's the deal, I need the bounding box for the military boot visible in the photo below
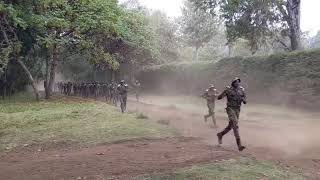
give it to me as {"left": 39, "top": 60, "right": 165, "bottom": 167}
{"left": 217, "top": 133, "right": 223, "bottom": 145}
{"left": 236, "top": 138, "right": 246, "bottom": 151}
{"left": 204, "top": 115, "right": 208, "bottom": 122}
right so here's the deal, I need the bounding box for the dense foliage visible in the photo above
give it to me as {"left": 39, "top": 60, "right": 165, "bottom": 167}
{"left": 179, "top": 0, "right": 219, "bottom": 61}
{"left": 139, "top": 49, "right": 320, "bottom": 109}
{"left": 191, "top": 0, "right": 301, "bottom": 53}
{"left": 0, "top": 0, "right": 159, "bottom": 99}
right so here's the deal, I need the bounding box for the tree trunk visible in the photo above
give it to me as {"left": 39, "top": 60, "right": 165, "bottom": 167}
{"left": 44, "top": 57, "right": 50, "bottom": 99}
{"left": 2, "top": 68, "right": 7, "bottom": 100}
{"left": 16, "top": 58, "right": 40, "bottom": 101}
{"left": 47, "top": 44, "right": 58, "bottom": 99}
{"left": 286, "top": 0, "right": 301, "bottom": 51}
{"left": 3, "top": 82, "right": 6, "bottom": 100}
{"left": 228, "top": 44, "right": 233, "bottom": 57}
{"left": 193, "top": 46, "right": 200, "bottom": 61}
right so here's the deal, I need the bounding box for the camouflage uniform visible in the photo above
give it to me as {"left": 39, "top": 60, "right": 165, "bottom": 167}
{"left": 94, "top": 83, "right": 99, "bottom": 99}
{"left": 134, "top": 80, "right": 141, "bottom": 102}
{"left": 109, "top": 82, "right": 118, "bottom": 105}
{"left": 117, "top": 80, "right": 128, "bottom": 113}
{"left": 67, "top": 82, "right": 72, "bottom": 96}
{"left": 85, "top": 83, "right": 90, "bottom": 98}
{"left": 217, "top": 77, "right": 247, "bottom": 151}
{"left": 202, "top": 85, "right": 218, "bottom": 128}
{"left": 103, "top": 83, "right": 109, "bottom": 101}
{"left": 63, "top": 83, "right": 67, "bottom": 95}
{"left": 73, "top": 83, "right": 77, "bottom": 96}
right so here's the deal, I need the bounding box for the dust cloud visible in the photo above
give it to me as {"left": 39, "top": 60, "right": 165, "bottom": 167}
{"left": 129, "top": 93, "right": 320, "bottom": 160}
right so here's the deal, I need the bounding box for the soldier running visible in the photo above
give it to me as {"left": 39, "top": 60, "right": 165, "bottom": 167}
{"left": 217, "top": 77, "right": 247, "bottom": 151}
{"left": 134, "top": 80, "right": 141, "bottom": 102}
{"left": 202, "top": 84, "right": 219, "bottom": 128}
{"left": 117, "top": 80, "right": 128, "bottom": 113}
{"left": 108, "top": 81, "right": 117, "bottom": 105}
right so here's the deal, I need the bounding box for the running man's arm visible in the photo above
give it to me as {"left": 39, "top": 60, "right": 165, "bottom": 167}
{"left": 217, "top": 88, "right": 228, "bottom": 100}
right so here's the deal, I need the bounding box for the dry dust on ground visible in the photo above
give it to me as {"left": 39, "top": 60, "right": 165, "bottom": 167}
{"left": 127, "top": 95, "right": 320, "bottom": 178}
{"left": 0, "top": 138, "right": 236, "bottom": 180}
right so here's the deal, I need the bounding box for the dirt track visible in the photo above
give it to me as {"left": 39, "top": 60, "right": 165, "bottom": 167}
{"left": 0, "top": 138, "right": 237, "bottom": 180}
{"left": 0, "top": 95, "right": 319, "bottom": 179}
{"left": 127, "top": 95, "right": 320, "bottom": 178}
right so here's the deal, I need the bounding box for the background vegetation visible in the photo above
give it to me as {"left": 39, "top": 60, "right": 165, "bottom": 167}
{"left": 138, "top": 49, "right": 320, "bottom": 109}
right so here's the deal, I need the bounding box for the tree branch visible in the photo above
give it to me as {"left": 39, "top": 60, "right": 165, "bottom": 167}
{"left": 275, "top": 37, "right": 291, "bottom": 51}
{"left": 277, "top": 3, "right": 289, "bottom": 21}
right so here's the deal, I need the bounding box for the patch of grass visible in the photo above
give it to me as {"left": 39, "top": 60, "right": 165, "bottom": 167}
{"left": 133, "top": 158, "right": 304, "bottom": 180}
{"left": 0, "top": 96, "right": 176, "bottom": 151}
{"left": 0, "top": 92, "right": 37, "bottom": 104}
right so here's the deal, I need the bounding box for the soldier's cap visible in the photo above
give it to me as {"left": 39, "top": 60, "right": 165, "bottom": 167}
{"left": 209, "top": 84, "right": 215, "bottom": 89}
{"left": 120, "top": 80, "right": 125, "bottom": 83}
{"left": 232, "top": 77, "right": 241, "bottom": 83}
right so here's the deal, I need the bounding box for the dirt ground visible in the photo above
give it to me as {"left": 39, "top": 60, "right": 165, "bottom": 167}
{"left": 0, "top": 138, "right": 236, "bottom": 180}
{"left": 0, "top": 95, "right": 319, "bottom": 180}
{"left": 128, "top": 95, "right": 320, "bottom": 178}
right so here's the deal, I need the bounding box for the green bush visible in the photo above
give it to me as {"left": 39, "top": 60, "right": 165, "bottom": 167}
{"left": 138, "top": 49, "right": 320, "bottom": 108}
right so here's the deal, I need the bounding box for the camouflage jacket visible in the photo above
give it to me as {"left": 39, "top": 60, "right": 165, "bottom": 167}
{"left": 202, "top": 89, "right": 218, "bottom": 103}
{"left": 117, "top": 84, "right": 128, "bottom": 96}
{"left": 218, "top": 86, "right": 246, "bottom": 108}
{"left": 135, "top": 82, "right": 141, "bottom": 89}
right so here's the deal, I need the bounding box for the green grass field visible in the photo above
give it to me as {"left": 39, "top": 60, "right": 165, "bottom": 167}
{"left": 134, "top": 158, "right": 304, "bottom": 180}
{"left": 0, "top": 94, "right": 176, "bottom": 151}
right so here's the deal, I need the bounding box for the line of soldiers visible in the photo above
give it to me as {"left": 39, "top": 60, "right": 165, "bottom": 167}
{"left": 57, "top": 81, "right": 116, "bottom": 100}
{"left": 56, "top": 80, "right": 139, "bottom": 113}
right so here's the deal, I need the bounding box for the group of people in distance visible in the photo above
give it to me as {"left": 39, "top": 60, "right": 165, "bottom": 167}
{"left": 202, "top": 77, "right": 247, "bottom": 151}
{"left": 56, "top": 80, "right": 141, "bottom": 113}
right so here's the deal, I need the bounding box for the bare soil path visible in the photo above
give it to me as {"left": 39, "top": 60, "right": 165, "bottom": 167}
{"left": 127, "top": 95, "right": 320, "bottom": 178}
{"left": 0, "top": 138, "right": 236, "bottom": 180}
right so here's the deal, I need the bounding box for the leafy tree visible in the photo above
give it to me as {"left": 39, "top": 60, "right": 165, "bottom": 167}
{"left": 28, "top": 0, "right": 124, "bottom": 98}
{"left": 148, "top": 11, "right": 179, "bottom": 63}
{"left": 0, "top": 1, "right": 40, "bottom": 100}
{"left": 180, "top": 0, "right": 219, "bottom": 61}
{"left": 197, "top": 25, "right": 230, "bottom": 61}
{"left": 0, "top": 0, "right": 160, "bottom": 99}
{"left": 192, "top": 0, "right": 301, "bottom": 52}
